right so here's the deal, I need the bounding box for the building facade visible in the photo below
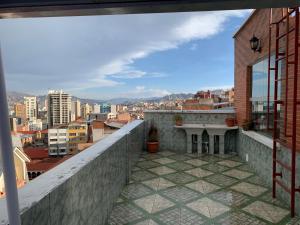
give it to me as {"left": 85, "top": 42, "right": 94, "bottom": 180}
{"left": 14, "top": 103, "right": 27, "bottom": 122}
{"left": 234, "top": 8, "right": 300, "bottom": 147}
{"left": 24, "top": 96, "right": 37, "bottom": 121}
{"left": 81, "top": 103, "right": 92, "bottom": 120}
{"left": 68, "top": 122, "right": 88, "bottom": 153}
{"left": 47, "top": 90, "right": 71, "bottom": 127}
{"left": 48, "top": 128, "right": 69, "bottom": 156}
{"left": 71, "top": 100, "right": 81, "bottom": 121}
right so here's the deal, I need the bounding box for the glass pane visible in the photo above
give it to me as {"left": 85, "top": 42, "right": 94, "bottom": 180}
{"left": 251, "top": 55, "right": 282, "bottom": 137}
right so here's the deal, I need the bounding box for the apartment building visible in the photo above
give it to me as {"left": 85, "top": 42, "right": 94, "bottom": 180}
{"left": 68, "top": 122, "right": 88, "bottom": 153}
{"left": 24, "top": 96, "right": 37, "bottom": 121}
{"left": 71, "top": 100, "right": 81, "bottom": 121}
{"left": 48, "top": 127, "right": 69, "bottom": 156}
{"left": 14, "top": 103, "right": 26, "bottom": 122}
{"left": 47, "top": 90, "right": 71, "bottom": 127}
{"left": 81, "top": 103, "right": 92, "bottom": 119}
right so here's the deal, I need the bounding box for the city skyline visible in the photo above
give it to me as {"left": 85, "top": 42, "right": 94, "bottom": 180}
{"left": 0, "top": 10, "right": 250, "bottom": 100}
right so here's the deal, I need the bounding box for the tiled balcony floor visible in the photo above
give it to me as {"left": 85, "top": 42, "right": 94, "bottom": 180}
{"left": 108, "top": 151, "right": 300, "bottom": 225}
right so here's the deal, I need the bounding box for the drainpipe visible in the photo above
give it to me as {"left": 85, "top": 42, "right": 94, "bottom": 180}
{"left": 0, "top": 48, "right": 21, "bottom": 225}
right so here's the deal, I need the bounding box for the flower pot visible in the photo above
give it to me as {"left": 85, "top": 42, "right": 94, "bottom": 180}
{"left": 225, "top": 118, "right": 235, "bottom": 127}
{"left": 175, "top": 120, "right": 183, "bottom": 126}
{"left": 147, "top": 142, "right": 159, "bottom": 153}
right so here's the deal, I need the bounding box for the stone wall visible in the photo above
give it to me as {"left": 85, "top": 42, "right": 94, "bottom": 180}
{"left": 237, "top": 129, "right": 300, "bottom": 214}
{"left": 144, "top": 110, "right": 237, "bottom": 154}
{"left": 0, "top": 120, "right": 144, "bottom": 225}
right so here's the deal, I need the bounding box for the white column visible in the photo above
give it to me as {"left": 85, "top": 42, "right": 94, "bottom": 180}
{"left": 0, "top": 49, "right": 21, "bottom": 225}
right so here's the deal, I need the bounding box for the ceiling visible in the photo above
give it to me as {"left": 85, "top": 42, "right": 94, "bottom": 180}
{"left": 0, "top": 0, "right": 298, "bottom": 18}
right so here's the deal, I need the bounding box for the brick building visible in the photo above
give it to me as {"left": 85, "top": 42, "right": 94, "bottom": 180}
{"left": 234, "top": 8, "right": 300, "bottom": 149}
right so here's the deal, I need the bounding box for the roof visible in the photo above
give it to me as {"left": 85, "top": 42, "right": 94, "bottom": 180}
{"left": 233, "top": 9, "right": 257, "bottom": 38}
{"left": 14, "top": 147, "right": 31, "bottom": 163}
{"left": 24, "top": 148, "right": 49, "bottom": 160}
{"left": 105, "top": 121, "right": 126, "bottom": 129}
{"left": 17, "top": 131, "right": 37, "bottom": 135}
{"left": 92, "top": 120, "right": 105, "bottom": 129}
{"left": 26, "top": 156, "right": 72, "bottom": 172}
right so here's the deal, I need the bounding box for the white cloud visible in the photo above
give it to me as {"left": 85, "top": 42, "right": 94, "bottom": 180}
{"left": 199, "top": 85, "right": 234, "bottom": 91}
{"left": 0, "top": 10, "right": 250, "bottom": 98}
{"left": 122, "top": 86, "right": 170, "bottom": 98}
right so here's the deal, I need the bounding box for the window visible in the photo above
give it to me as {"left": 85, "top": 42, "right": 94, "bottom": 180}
{"left": 251, "top": 55, "right": 282, "bottom": 136}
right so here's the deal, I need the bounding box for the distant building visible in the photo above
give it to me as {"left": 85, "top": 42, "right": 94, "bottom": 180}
{"left": 182, "top": 98, "right": 230, "bottom": 110}
{"left": 108, "top": 112, "right": 117, "bottom": 119}
{"left": 24, "top": 96, "right": 37, "bottom": 121}
{"left": 48, "top": 127, "right": 69, "bottom": 156}
{"left": 10, "top": 117, "right": 18, "bottom": 132}
{"left": 14, "top": 103, "right": 27, "bottom": 122}
{"left": 47, "top": 90, "right": 71, "bottom": 127}
{"left": 88, "top": 120, "right": 105, "bottom": 143}
{"left": 194, "top": 90, "right": 214, "bottom": 99}
{"left": 81, "top": 103, "right": 92, "bottom": 120}
{"left": 68, "top": 122, "right": 88, "bottom": 154}
{"left": 93, "top": 104, "right": 101, "bottom": 114}
{"left": 225, "top": 88, "right": 235, "bottom": 103}
{"left": 28, "top": 119, "right": 43, "bottom": 131}
{"left": 89, "top": 113, "right": 108, "bottom": 121}
{"left": 111, "top": 104, "right": 117, "bottom": 114}
{"left": 71, "top": 100, "right": 81, "bottom": 121}
{"left": 100, "top": 103, "right": 110, "bottom": 113}
{"left": 117, "top": 112, "right": 132, "bottom": 122}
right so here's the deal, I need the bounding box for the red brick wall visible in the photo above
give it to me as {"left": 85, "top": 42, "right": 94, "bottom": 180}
{"left": 234, "top": 8, "right": 300, "bottom": 149}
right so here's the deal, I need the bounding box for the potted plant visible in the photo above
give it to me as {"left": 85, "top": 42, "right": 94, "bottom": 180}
{"left": 147, "top": 125, "right": 159, "bottom": 153}
{"left": 174, "top": 114, "right": 183, "bottom": 126}
{"left": 225, "top": 117, "right": 236, "bottom": 127}
{"left": 242, "top": 119, "right": 253, "bottom": 131}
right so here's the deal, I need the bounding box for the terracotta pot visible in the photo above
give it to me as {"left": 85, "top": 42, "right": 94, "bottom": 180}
{"left": 225, "top": 118, "right": 235, "bottom": 127}
{"left": 147, "top": 142, "right": 159, "bottom": 153}
{"left": 175, "top": 120, "right": 183, "bottom": 126}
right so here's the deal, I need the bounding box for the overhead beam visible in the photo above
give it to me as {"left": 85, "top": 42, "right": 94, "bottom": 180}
{"left": 0, "top": 0, "right": 299, "bottom": 19}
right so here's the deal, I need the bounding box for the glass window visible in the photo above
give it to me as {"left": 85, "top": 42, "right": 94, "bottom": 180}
{"left": 251, "top": 55, "right": 282, "bottom": 136}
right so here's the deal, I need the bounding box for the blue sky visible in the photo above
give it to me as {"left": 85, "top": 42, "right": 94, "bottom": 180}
{"left": 0, "top": 10, "right": 251, "bottom": 99}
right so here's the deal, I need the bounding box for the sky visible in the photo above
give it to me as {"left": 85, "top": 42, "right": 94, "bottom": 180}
{"left": 0, "top": 10, "right": 251, "bottom": 100}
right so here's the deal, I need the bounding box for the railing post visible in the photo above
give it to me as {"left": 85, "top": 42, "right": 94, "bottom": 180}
{"left": 0, "top": 48, "right": 21, "bottom": 225}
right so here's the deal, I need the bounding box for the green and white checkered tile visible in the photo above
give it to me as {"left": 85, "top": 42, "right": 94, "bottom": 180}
{"left": 107, "top": 152, "right": 296, "bottom": 225}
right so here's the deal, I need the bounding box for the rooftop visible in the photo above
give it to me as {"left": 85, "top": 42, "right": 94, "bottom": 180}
{"left": 108, "top": 151, "right": 296, "bottom": 225}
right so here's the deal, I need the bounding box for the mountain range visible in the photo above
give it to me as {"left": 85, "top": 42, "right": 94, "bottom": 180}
{"left": 6, "top": 91, "right": 194, "bottom": 108}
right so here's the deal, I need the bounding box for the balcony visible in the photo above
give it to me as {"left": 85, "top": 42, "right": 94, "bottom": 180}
{"left": 1, "top": 110, "right": 300, "bottom": 225}
{"left": 108, "top": 152, "right": 289, "bottom": 224}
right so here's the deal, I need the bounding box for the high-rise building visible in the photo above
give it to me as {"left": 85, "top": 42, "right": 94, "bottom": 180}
{"left": 81, "top": 103, "right": 91, "bottom": 120}
{"left": 14, "top": 103, "right": 27, "bottom": 121}
{"left": 110, "top": 104, "right": 117, "bottom": 114}
{"left": 47, "top": 90, "right": 71, "bottom": 127}
{"left": 100, "top": 103, "right": 110, "bottom": 113}
{"left": 71, "top": 100, "right": 81, "bottom": 121}
{"left": 24, "top": 97, "right": 37, "bottom": 121}
{"left": 93, "top": 104, "right": 101, "bottom": 114}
